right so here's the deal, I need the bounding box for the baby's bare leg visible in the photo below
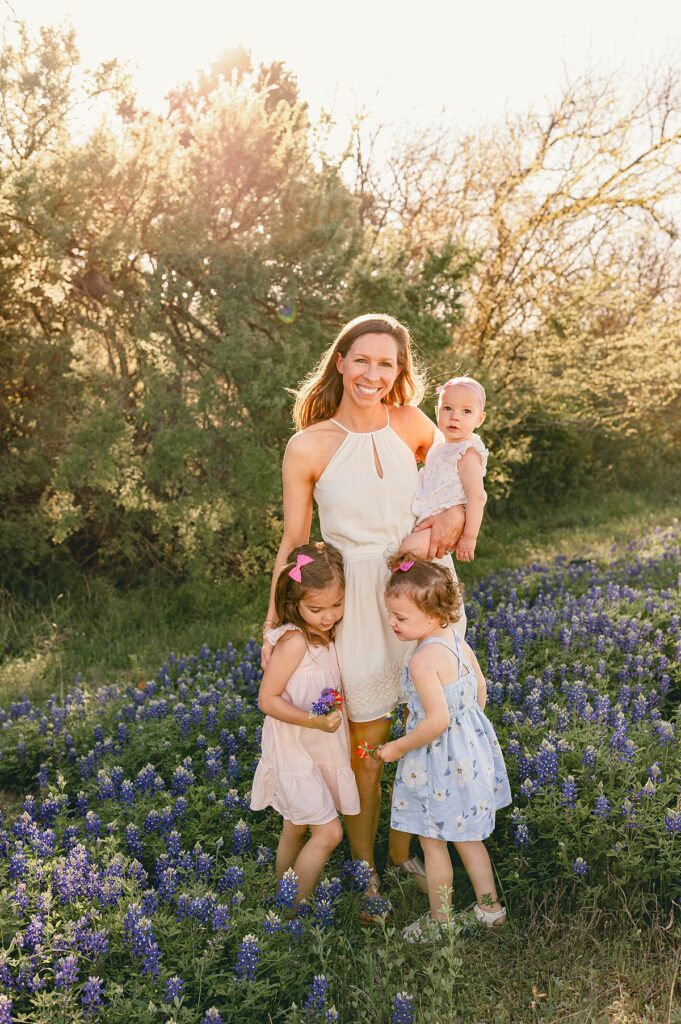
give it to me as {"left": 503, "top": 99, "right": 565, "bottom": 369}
{"left": 398, "top": 527, "right": 432, "bottom": 560}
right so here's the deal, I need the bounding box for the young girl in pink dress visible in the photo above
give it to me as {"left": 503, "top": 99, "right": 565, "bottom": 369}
{"left": 251, "top": 542, "right": 360, "bottom": 904}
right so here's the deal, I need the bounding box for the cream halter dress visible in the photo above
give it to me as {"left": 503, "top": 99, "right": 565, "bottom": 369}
{"left": 313, "top": 407, "right": 466, "bottom": 723}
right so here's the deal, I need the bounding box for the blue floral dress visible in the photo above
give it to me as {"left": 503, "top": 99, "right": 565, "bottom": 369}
{"left": 391, "top": 630, "right": 512, "bottom": 842}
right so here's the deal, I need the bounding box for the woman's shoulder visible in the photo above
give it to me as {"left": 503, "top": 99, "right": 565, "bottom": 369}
{"left": 389, "top": 404, "right": 436, "bottom": 456}
{"left": 285, "top": 421, "right": 347, "bottom": 479}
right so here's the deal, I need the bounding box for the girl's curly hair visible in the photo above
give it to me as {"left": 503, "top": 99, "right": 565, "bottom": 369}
{"left": 384, "top": 554, "right": 463, "bottom": 627}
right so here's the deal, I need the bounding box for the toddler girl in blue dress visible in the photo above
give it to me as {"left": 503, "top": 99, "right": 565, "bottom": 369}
{"left": 377, "top": 555, "right": 511, "bottom": 942}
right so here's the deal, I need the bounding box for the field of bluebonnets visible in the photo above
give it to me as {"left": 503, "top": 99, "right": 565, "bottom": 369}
{"left": 0, "top": 525, "right": 679, "bottom": 1023}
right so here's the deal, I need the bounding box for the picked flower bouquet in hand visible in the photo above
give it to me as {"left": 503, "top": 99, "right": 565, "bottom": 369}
{"left": 356, "top": 741, "right": 382, "bottom": 760}
{"left": 309, "top": 688, "right": 344, "bottom": 718}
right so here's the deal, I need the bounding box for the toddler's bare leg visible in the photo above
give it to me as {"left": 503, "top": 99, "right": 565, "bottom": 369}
{"left": 453, "top": 840, "right": 502, "bottom": 912}
{"left": 276, "top": 820, "right": 308, "bottom": 879}
{"left": 398, "top": 527, "right": 432, "bottom": 561}
{"left": 420, "top": 836, "right": 454, "bottom": 921}
{"left": 292, "top": 819, "right": 343, "bottom": 902}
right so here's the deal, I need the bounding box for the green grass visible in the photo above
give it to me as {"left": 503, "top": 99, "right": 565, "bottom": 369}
{"left": 0, "top": 482, "right": 680, "bottom": 1022}
{"left": 1, "top": 483, "right": 678, "bottom": 705}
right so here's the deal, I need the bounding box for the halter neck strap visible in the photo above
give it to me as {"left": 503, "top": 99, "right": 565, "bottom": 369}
{"left": 329, "top": 406, "right": 390, "bottom": 433}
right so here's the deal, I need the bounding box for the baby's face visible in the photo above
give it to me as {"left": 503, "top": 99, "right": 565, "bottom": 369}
{"left": 437, "top": 384, "right": 485, "bottom": 442}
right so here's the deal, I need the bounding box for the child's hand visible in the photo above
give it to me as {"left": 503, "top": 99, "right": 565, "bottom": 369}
{"left": 312, "top": 709, "right": 342, "bottom": 733}
{"left": 455, "top": 536, "right": 476, "bottom": 562}
{"left": 376, "top": 741, "right": 401, "bottom": 763}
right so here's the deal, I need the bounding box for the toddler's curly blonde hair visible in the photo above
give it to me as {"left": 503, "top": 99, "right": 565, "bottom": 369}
{"left": 384, "top": 554, "right": 463, "bottom": 627}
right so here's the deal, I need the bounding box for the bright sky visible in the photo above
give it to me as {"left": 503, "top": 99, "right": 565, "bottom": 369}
{"left": 5, "top": 0, "right": 681, "bottom": 135}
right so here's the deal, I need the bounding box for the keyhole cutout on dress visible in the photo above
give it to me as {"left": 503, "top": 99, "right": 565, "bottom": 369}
{"left": 371, "top": 438, "right": 384, "bottom": 479}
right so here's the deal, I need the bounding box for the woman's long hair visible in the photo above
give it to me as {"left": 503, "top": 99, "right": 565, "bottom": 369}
{"left": 292, "top": 313, "right": 426, "bottom": 431}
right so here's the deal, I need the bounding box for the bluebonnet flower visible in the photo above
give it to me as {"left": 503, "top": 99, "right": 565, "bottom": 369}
{"left": 572, "top": 858, "right": 589, "bottom": 876}
{"left": 286, "top": 918, "right": 304, "bottom": 940}
{"left": 560, "top": 776, "right": 577, "bottom": 809}
{"left": 122, "top": 904, "right": 162, "bottom": 977}
{"left": 234, "top": 934, "right": 259, "bottom": 981}
{"left": 212, "top": 905, "right": 231, "bottom": 932}
{"left": 275, "top": 868, "right": 298, "bottom": 909}
{"left": 55, "top": 955, "right": 79, "bottom": 989}
{"left": 581, "top": 746, "right": 597, "bottom": 770}
{"left": 304, "top": 974, "right": 330, "bottom": 1011}
{"left": 664, "top": 811, "right": 681, "bottom": 836}
{"left": 342, "top": 859, "right": 373, "bottom": 892}
{"left": 593, "top": 795, "right": 611, "bottom": 818}
{"left": 262, "top": 911, "right": 282, "bottom": 935}
{"left": 256, "top": 845, "right": 274, "bottom": 865}
{"left": 202, "top": 1010, "right": 223, "bottom": 1024}
{"left": 232, "top": 820, "right": 250, "bottom": 855}
{"left": 313, "top": 898, "right": 335, "bottom": 928}
{"left": 217, "top": 866, "right": 244, "bottom": 892}
{"left": 392, "top": 992, "right": 415, "bottom": 1024}
{"left": 164, "top": 976, "right": 185, "bottom": 1003}
{"left": 81, "top": 976, "right": 104, "bottom": 1017}
{"left": 511, "top": 808, "right": 530, "bottom": 849}
{"left": 0, "top": 995, "right": 13, "bottom": 1024}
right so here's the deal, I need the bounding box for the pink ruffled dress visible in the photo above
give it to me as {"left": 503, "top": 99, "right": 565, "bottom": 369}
{"left": 250, "top": 624, "right": 361, "bottom": 826}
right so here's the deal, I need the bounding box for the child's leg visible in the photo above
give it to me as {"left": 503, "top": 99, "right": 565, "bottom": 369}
{"left": 291, "top": 818, "right": 343, "bottom": 903}
{"left": 398, "top": 527, "right": 432, "bottom": 561}
{"left": 453, "top": 840, "right": 502, "bottom": 911}
{"left": 276, "top": 820, "right": 308, "bottom": 879}
{"left": 420, "top": 836, "right": 454, "bottom": 922}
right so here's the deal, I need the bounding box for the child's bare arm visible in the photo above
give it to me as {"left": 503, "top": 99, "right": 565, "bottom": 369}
{"left": 465, "top": 643, "right": 487, "bottom": 709}
{"left": 258, "top": 633, "right": 342, "bottom": 732}
{"left": 455, "top": 449, "right": 487, "bottom": 561}
{"left": 377, "top": 649, "right": 450, "bottom": 761}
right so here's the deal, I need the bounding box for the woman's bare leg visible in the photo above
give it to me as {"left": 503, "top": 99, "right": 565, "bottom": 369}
{"left": 345, "top": 715, "right": 392, "bottom": 884}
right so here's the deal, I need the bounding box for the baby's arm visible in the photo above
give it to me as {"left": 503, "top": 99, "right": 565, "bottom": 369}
{"left": 377, "top": 648, "right": 450, "bottom": 762}
{"left": 464, "top": 642, "right": 487, "bottom": 709}
{"left": 257, "top": 633, "right": 342, "bottom": 733}
{"left": 455, "top": 449, "right": 487, "bottom": 562}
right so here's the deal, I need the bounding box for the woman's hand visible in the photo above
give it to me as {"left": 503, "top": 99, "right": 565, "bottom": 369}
{"left": 414, "top": 505, "right": 466, "bottom": 559}
{"left": 376, "top": 741, "right": 401, "bottom": 763}
{"left": 311, "top": 709, "right": 342, "bottom": 733}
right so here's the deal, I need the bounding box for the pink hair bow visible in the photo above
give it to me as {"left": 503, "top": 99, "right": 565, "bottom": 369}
{"left": 392, "top": 560, "right": 414, "bottom": 573}
{"left": 288, "top": 553, "right": 314, "bottom": 582}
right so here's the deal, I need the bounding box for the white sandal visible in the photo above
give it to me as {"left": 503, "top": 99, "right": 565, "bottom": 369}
{"left": 401, "top": 912, "right": 451, "bottom": 944}
{"left": 386, "top": 855, "right": 429, "bottom": 894}
{"left": 473, "top": 903, "right": 507, "bottom": 928}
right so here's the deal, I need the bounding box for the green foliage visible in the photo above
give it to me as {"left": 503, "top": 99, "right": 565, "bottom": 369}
{"left": 0, "top": 24, "right": 473, "bottom": 587}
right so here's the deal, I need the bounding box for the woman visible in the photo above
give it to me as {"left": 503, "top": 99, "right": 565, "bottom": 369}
{"left": 262, "top": 313, "right": 466, "bottom": 917}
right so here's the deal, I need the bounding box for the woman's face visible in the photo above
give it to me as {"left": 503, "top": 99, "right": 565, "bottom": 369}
{"left": 335, "top": 333, "right": 401, "bottom": 406}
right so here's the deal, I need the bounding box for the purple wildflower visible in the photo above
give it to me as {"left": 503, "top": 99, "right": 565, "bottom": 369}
{"left": 304, "top": 974, "right": 329, "bottom": 1011}
{"left": 81, "top": 976, "right": 104, "bottom": 1017}
{"left": 234, "top": 934, "right": 259, "bottom": 981}
{"left": 392, "top": 992, "right": 415, "bottom": 1024}
{"left": 164, "top": 976, "right": 185, "bottom": 1003}
{"left": 572, "top": 858, "right": 589, "bottom": 876}
{"left": 275, "top": 868, "right": 298, "bottom": 909}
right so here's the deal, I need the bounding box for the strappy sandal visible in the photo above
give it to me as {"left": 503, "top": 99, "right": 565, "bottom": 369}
{"left": 473, "top": 903, "right": 507, "bottom": 929}
{"left": 386, "top": 854, "right": 429, "bottom": 894}
{"left": 401, "top": 912, "right": 452, "bottom": 944}
{"left": 359, "top": 871, "right": 390, "bottom": 925}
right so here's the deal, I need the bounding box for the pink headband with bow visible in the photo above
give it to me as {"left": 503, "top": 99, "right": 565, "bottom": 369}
{"left": 288, "top": 554, "right": 314, "bottom": 582}
{"left": 436, "top": 376, "right": 486, "bottom": 410}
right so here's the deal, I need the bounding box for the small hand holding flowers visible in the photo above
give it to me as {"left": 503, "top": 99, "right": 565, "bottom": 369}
{"left": 309, "top": 688, "right": 344, "bottom": 734}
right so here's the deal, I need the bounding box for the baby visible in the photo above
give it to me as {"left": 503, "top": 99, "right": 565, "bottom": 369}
{"left": 400, "top": 376, "right": 488, "bottom": 563}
